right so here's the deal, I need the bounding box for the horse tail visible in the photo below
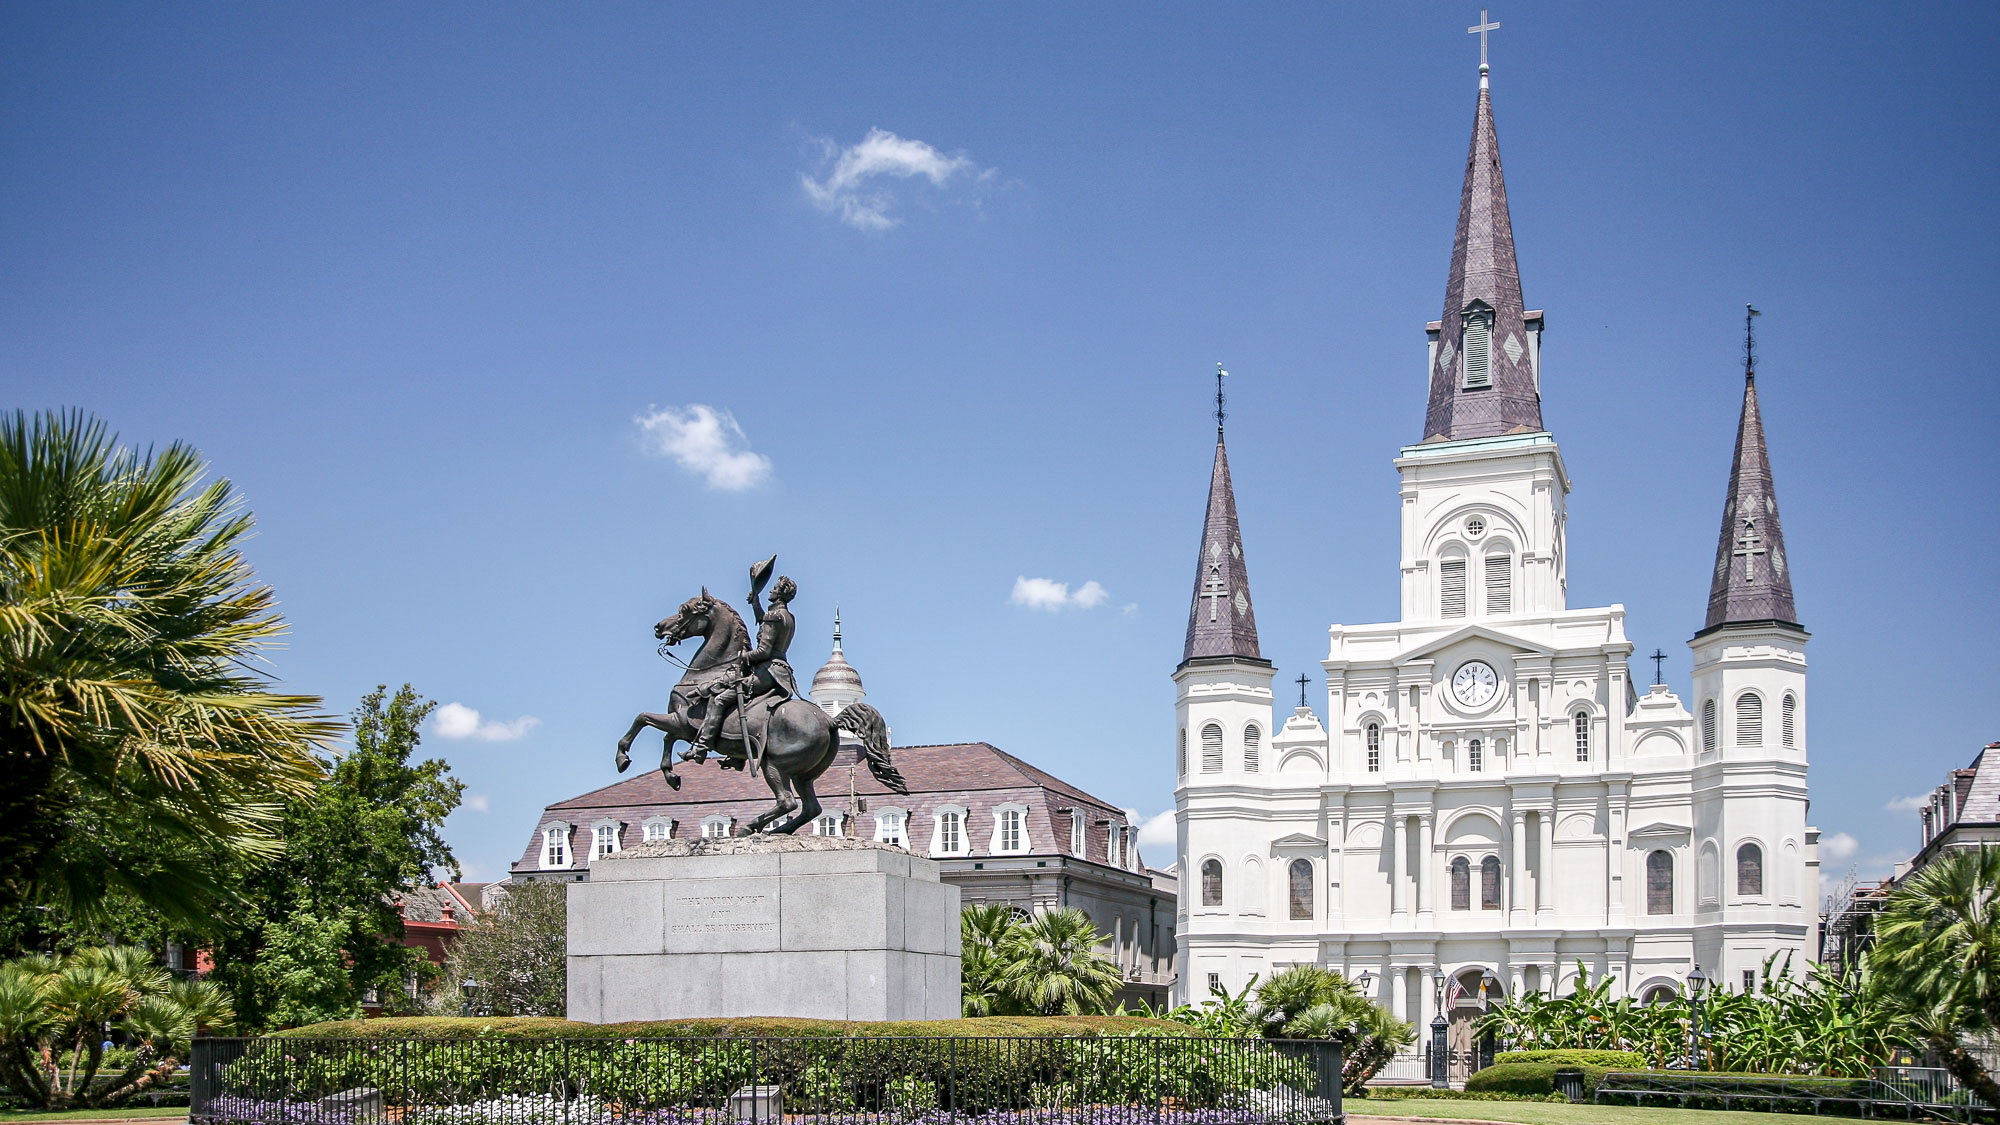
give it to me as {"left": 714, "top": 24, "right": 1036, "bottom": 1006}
{"left": 834, "top": 703, "right": 907, "bottom": 794}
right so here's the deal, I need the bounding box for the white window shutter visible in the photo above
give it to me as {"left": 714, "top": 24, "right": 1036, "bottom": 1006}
{"left": 1440, "top": 559, "right": 1467, "bottom": 618}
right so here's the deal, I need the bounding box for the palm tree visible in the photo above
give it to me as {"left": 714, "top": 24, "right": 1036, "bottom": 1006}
{"left": 0, "top": 410, "right": 336, "bottom": 925}
{"left": 994, "top": 908, "right": 1122, "bottom": 1016}
{"left": 1253, "top": 966, "right": 1415, "bottom": 1093}
{"left": 959, "top": 904, "right": 1024, "bottom": 1016}
{"left": 1873, "top": 845, "right": 2000, "bottom": 1103}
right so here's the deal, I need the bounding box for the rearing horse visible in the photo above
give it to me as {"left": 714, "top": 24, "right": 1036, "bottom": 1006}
{"left": 615, "top": 589, "right": 907, "bottom": 834}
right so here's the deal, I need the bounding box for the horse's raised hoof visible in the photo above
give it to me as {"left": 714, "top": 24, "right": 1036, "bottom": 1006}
{"left": 615, "top": 747, "right": 631, "bottom": 773}
{"left": 663, "top": 771, "right": 682, "bottom": 791}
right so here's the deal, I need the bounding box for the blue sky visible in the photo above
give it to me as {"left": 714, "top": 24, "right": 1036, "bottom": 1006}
{"left": 5, "top": 4, "right": 1997, "bottom": 889}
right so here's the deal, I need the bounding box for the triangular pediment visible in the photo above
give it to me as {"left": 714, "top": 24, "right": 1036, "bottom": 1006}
{"left": 1395, "top": 624, "right": 1555, "bottom": 665}
{"left": 1269, "top": 832, "right": 1328, "bottom": 849}
{"left": 1628, "top": 821, "right": 1692, "bottom": 840}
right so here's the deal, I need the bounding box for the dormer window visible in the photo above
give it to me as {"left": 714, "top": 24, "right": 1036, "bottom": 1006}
{"left": 1461, "top": 307, "right": 1494, "bottom": 389}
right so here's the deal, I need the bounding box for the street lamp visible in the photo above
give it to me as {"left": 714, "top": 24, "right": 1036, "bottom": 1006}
{"left": 1685, "top": 965, "right": 1708, "bottom": 1070}
{"left": 460, "top": 978, "right": 479, "bottom": 1018}
{"left": 1430, "top": 970, "right": 1450, "bottom": 1089}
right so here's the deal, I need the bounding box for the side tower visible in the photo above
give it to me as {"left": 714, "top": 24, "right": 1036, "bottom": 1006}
{"left": 1687, "top": 312, "right": 1816, "bottom": 980}
{"left": 1173, "top": 380, "right": 1275, "bottom": 1003}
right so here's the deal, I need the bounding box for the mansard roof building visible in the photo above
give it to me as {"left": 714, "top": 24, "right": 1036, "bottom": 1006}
{"left": 1174, "top": 47, "right": 1817, "bottom": 1039}
{"left": 515, "top": 620, "right": 1179, "bottom": 1009}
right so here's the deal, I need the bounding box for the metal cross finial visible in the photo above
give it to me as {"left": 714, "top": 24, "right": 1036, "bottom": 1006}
{"left": 1215, "top": 362, "right": 1229, "bottom": 438}
{"left": 1297, "top": 673, "right": 1311, "bottom": 709}
{"left": 1649, "top": 648, "right": 1668, "bottom": 686}
{"left": 1744, "top": 304, "right": 1762, "bottom": 379}
{"left": 1469, "top": 10, "right": 1500, "bottom": 82}
{"left": 832, "top": 606, "right": 843, "bottom": 653}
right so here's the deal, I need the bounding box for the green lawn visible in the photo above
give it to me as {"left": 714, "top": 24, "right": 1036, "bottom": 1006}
{"left": 0, "top": 1110, "right": 186, "bottom": 1122}
{"left": 1346, "top": 1098, "right": 1818, "bottom": 1125}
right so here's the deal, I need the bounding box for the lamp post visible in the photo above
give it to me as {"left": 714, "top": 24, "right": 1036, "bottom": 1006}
{"left": 1685, "top": 965, "right": 1707, "bottom": 1070}
{"left": 460, "top": 978, "right": 479, "bottom": 1018}
{"left": 1431, "top": 969, "right": 1450, "bottom": 1089}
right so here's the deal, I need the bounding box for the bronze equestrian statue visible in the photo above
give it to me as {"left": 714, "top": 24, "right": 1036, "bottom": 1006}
{"left": 615, "top": 556, "right": 907, "bottom": 835}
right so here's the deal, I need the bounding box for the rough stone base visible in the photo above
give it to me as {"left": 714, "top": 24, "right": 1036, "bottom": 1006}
{"left": 567, "top": 835, "right": 962, "bottom": 1022}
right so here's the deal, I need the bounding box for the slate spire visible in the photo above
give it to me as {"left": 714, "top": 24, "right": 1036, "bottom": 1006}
{"left": 1701, "top": 347, "right": 1800, "bottom": 633}
{"left": 1422, "top": 75, "right": 1544, "bottom": 442}
{"left": 1181, "top": 429, "right": 1265, "bottom": 667}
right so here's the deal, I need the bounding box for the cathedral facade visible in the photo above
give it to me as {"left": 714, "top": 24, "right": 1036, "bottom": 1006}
{"left": 1172, "top": 65, "right": 1819, "bottom": 1030}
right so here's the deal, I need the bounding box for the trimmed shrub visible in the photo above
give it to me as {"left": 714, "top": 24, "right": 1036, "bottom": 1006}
{"left": 1463, "top": 1061, "right": 1614, "bottom": 1098}
{"left": 1495, "top": 1048, "right": 1643, "bottom": 1068}
{"left": 1356, "top": 1087, "right": 1565, "bottom": 1103}
{"left": 273, "top": 1014, "right": 1181, "bottom": 1041}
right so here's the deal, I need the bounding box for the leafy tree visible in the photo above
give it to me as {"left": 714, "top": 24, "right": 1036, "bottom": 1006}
{"left": 1160, "top": 966, "right": 1413, "bottom": 1094}
{"left": 0, "top": 409, "right": 335, "bottom": 927}
{"left": 0, "top": 945, "right": 234, "bottom": 1110}
{"left": 1873, "top": 846, "right": 2000, "bottom": 1104}
{"left": 425, "top": 881, "right": 567, "bottom": 1017}
{"left": 993, "top": 908, "right": 1123, "bottom": 1016}
{"left": 959, "top": 904, "right": 1025, "bottom": 1017}
{"left": 209, "top": 684, "right": 463, "bottom": 1028}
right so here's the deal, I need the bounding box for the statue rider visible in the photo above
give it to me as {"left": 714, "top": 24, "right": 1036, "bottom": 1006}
{"left": 690, "top": 572, "right": 797, "bottom": 774}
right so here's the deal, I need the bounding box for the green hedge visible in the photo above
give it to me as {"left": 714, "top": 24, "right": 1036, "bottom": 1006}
{"left": 1355, "top": 1087, "right": 1565, "bottom": 1103}
{"left": 274, "top": 1014, "right": 1183, "bottom": 1040}
{"left": 1464, "top": 1061, "right": 1614, "bottom": 1098}
{"left": 230, "top": 1022, "right": 1311, "bottom": 1114}
{"left": 1495, "top": 1049, "right": 1644, "bottom": 1068}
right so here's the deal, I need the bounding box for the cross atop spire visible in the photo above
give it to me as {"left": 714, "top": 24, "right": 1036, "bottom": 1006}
{"left": 1181, "top": 377, "right": 1265, "bottom": 670}
{"left": 1699, "top": 311, "right": 1801, "bottom": 637}
{"left": 1215, "top": 363, "right": 1228, "bottom": 438}
{"left": 1420, "top": 39, "right": 1544, "bottom": 443}
{"left": 1469, "top": 9, "right": 1500, "bottom": 87}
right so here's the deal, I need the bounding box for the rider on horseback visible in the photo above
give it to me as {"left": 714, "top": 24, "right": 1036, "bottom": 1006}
{"left": 689, "top": 571, "right": 797, "bottom": 774}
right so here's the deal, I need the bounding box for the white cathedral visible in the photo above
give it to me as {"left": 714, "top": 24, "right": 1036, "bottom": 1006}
{"left": 1171, "top": 57, "right": 1819, "bottom": 1034}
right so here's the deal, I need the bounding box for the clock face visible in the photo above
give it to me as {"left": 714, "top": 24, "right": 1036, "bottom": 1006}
{"left": 1452, "top": 661, "right": 1500, "bottom": 707}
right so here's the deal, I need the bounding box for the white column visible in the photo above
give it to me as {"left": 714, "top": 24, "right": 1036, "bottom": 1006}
{"left": 1417, "top": 814, "right": 1435, "bottom": 924}
{"left": 1509, "top": 809, "right": 1529, "bottom": 925}
{"left": 1608, "top": 785, "right": 1628, "bottom": 922}
{"left": 1392, "top": 815, "right": 1410, "bottom": 922}
{"left": 1509, "top": 964, "right": 1525, "bottom": 1000}
{"left": 1537, "top": 809, "right": 1556, "bottom": 923}
{"left": 1392, "top": 964, "right": 1409, "bottom": 1022}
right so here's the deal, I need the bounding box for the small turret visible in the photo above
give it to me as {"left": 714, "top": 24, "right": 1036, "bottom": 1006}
{"left": 810, "top": 609, "right": 866, "bottom": 716}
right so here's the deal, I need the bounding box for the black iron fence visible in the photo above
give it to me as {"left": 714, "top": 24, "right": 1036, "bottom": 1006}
{"left": 189, "top": 1035, "right": 1342, "bottom": 1125}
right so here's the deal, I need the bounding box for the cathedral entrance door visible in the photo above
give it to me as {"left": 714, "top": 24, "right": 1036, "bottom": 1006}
{"left": 1444, "top": 969, "right": 1501, "bottom": 1084}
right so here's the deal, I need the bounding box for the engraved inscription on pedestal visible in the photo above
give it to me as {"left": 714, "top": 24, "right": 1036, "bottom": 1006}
{"left": 665, "top": 885, "right": 780, "bottom": 952}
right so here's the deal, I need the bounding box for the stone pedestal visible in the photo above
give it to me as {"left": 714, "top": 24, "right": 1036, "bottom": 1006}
{"left": 567, "top": 835, "right": 961, "bottom": 1022}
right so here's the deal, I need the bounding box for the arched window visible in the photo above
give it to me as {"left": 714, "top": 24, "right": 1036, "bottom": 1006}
{"left": 1200, "top": 859, "right": 1223, "bottom": 907}
{"left": 1440, "top": 556, "right": 1468, "bottom": 618}
{"left": 1701, "top": 700, "right": 1717, "bottom": 754}
{"left": 1646, "top": 851, "right": 1674, "bottom": 915}
{"left": 540, "top": 825, "right": 571, "bottom": 869}
{"left": 1201, "top": 724, "right": 1223, "bottom": 773}
{"left": 1737, "top": 843, "right": 1763, "bottom": 896}
{"left": 1366, "top": 723, "right": 1382, "bottom": 772}
{"left": 814, "top": 813, "right": 843, "bottom": 837}
{"left": 1782, "top": 694, "right": 1798, "bottom": 748}
{"left": 1288, "top": 859, "right": 1314, "bottom": 920}
{"left": 1573, "top": 711, "right": 1591, "bottom": 762}
{"left": 1484, "top": 552, "right": 1512, "bottom": 615}
{"left": 932, "top": 807, "right": 967, "bottom": 856}
{"left": 1737, "top": 693, "right": 1764, "bottom": 746}
{"left": 1467, "top": 738, "right": 1483, "bottom": 772}
{"left": 642, "top": 817, "right": 673, "bottom": 843}
{"left": 1178, "top": 728, "right": 1187, "bottom": 777}
{"left": 1642, "top": 985, "right": 1677, "bottom": 1006}
{"left": 702, "top": 816, "right": 733, "bottom": 839}
{"left": 1450, "top": 856, "right": 1471, "bottom": 910}
{"left": 1480, "top": 855, "right": 1502, "bottom": 909}
{"left": 1244, "top": 724, "right": 1262, "bottom": 773}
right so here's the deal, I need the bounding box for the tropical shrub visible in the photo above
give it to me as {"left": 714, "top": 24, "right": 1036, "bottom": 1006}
{"left": 958, "top": 906, "right": 1123, "bottom": 1017}
{"left": 1478, "top": 954, "right": 1913, "bottom": 1076}
{"left": 1463, "top": 1061, "right": 1614, "bottom": 1098}
{"left": 1872, "top": 845, "right": 2000, "bottom": 1105}
{"left": 1155, "top": 967, "right": 1412, "bottom": 1095}
{"left": 0, "top": 945, "right": 234, "bottom": 1109}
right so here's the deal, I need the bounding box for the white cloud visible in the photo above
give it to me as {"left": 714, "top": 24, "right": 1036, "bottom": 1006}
{"left": 433, "top": 702, "right": 541, "bottom": 742}
{"left": 801, "top": 128, "right": 984, "bottom": 231}
{"left": 1820, "top": 831, "right": 1860, "bottom": 863}
{"left": 463, "top": 793, "right": 491, "bottom": 814}
{"left": 1011, "top": 576, "right": 1113, "bottom": 612}
{"left": 1884, "top": 795, "right": 1928, "bottom": 813}
{"left": 1136, "top": 809, "right": 1178, "bottom": 853}
{"left": 636, "top": 405, "right": 772, "bottom": 491}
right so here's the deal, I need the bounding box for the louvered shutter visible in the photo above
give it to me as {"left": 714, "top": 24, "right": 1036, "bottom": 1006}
{"left": 1737, "top": 694, "right": 1763, "bottom": 746}
{"left": 1440, "top": 558, "right": 1468, "bottom": 618}
{"left": 1201, "top": 723, "right": 1223, "bottom": 772}
{"left": 1782, "top": 695, "right": 1797, "bottom": 747}
{"left": 1463, "top": 316, "right": 1492, "bottom": 388}
{"left": 1484, "top": 554, "right": 1512, "bottom": 614}
{"left": 1243, "top": 724, "right": 1261, "bottom": 772}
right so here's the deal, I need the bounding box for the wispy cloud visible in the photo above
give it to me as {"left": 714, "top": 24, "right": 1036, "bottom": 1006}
{"left": 802, "top": 128, "right": 988, "bottom": 231}
{"left": 1820, "top": 832, "right": 1859, "bottom": 863}
{"left": 433, "top": 702, "right": 541, "bottom": 742}
{"left": 1136, "top": 809, "right": 1177, "bottom": 853}
{"left": 636, "top": 404, "right": 772, "bottom": 491}
{"left": 463, "top": 793, "right": 491, "bottom": 814}
{"left": 1011, "top": 576, "right": 1110, "bottom": 612}
{"left": 1884, "top": 795, "right": 1928, "bottom": 813}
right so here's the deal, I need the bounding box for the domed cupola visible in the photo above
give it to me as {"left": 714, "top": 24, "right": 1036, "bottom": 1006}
{"left": 810, "top": 609, "right": 866, "bottom": 716}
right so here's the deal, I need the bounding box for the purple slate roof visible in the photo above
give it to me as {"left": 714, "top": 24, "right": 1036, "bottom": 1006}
{"left": 1422, "top": 82, "right": 1545, "bottom": 443}
{"left": 1180, "top": 439, "right": 1264, "bottom": 667}
{"left": 1701, "top": 373, "right": 1801, "bottom": 633}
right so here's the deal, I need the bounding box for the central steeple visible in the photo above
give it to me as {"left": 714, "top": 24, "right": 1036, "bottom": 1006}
{"left": 1422, "top": 64, "right": 1545, "bottom": 443}
{"left": 1181, "top": 367, "right": 1265, "bottom": 669}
